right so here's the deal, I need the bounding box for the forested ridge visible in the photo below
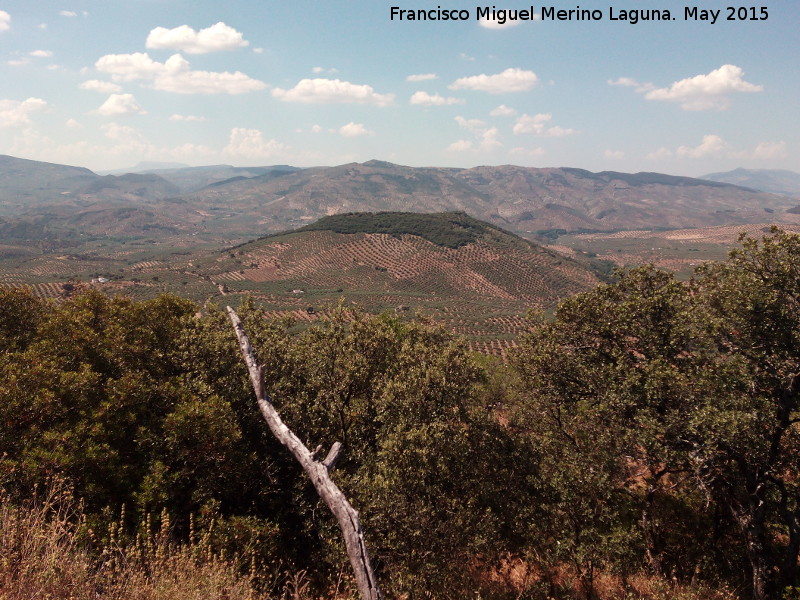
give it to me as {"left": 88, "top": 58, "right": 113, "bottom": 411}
{"left": 1, "top": 228, "right": 798, "bottom": 600}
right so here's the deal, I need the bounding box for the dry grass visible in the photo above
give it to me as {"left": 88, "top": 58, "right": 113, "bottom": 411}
{"left": 0, "top": 483, "right": 328, "bottom": 600}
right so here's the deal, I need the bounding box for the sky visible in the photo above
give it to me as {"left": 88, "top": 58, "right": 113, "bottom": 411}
{"left": 0, "top": 0, "right": 797, "bottom": 176}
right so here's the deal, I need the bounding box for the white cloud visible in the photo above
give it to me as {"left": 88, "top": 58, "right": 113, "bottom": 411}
{"left": 170, "top": 113, "right": 206, "bottom": 122}
{"left": 0, "top": 98, "right": 47, "bottom": 127}
{"left": 310, "top": 124, "right": 323, "bottom": 133}
{"left": 450, "top": 67, "right": 538, "bottom": 94}
{"left": 146, "top": 22, "right": 249, "bottom": 54}
{"left": 752, "top": 141, "right": 787, "bottom": 160}
{"left": 604, "top": 149, "right": 625, "bottom": 159}
{"left": 647, "top": 147, "right": 673, "bottom": 160}
{"left": 339, "top": 122, "right": 374, "bottom": 137}
{"left": 513, "top": 113, "right": 576, "bottom": 137}
{"left": 480, "top": 127, "right": 502, "bottom": 151}
{"left": 30, "top": 50, "right": 52, "bottom": 58}
{"left": 490, "top": 104, "right": 517, "bottom": 117}
{"left": 644, "top": 65, "right": 762, "bottom": 110}
{"left": 102, "top": 122, "right": 146, "bottom": 142}
{"left": 652, "top": 137, "right": 789, "bottom": 162}
{"left": 80, "top": 79, "right": 122, "bottom": 93}
{"left": 223, "top": 127, "right": 287, "bottom": 159}
{"left": 93, "top": 93, "right": 147, "bottom": 116}
{"left": 253, "top": 47, "right": 264, "bottom": 54}
{"left": 0, "top": 11, "right": 10, "bottom": 31}
{"left": 676, "top": 134, "right": 729, "bottom": 158}
{"left": 455, "top": 116, "right": 487, "bottom": 133}
{"left": 447, "top": 140, "right": 473, "bottom": 152}
{"left": 410, "top": 91, "right": 464, "bottom": 106}
{"left": 406, "top": 73, "right": 438, "bottom": 82}
{"left": 59, "top": 10, "right": 77, "bottom": 17}
{"left": 459, "top": 52, "right": 476, "bottom": 62}
{"left": 66, "top": 118, "right": 82, "bottom": 128}
{"left": 95, "top": 52, "right": 266, "bottom": 94}
{"left": 607, "top": 77, "right": 655, "bottom": 93}
{"left": 272, "top": 78, "right": 394, "bottom": 106}
{"left": 7, "top": 58, "right": 29, "bottom": 67}
{"left": 453, "top": 116, "right": 503, "bottom": 152}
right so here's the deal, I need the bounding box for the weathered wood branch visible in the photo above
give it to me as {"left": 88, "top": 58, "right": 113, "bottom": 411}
{"left": 227, "top": 307, "right": 383, "bottom": 600}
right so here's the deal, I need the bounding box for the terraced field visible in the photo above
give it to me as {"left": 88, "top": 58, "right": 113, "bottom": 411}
{"left": 551, "top": 222, "right": 800, "bottom": 279}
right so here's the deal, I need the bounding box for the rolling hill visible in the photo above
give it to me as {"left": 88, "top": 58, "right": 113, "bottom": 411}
{"left": 191, "top": 212, "right": 602, "bottom": 354}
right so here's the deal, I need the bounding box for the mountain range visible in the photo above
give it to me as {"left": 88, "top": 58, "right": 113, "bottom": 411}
{"left": 0, "top": 155, "right": 797, "bottom": 244}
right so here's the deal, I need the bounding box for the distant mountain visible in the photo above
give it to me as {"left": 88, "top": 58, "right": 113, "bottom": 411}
{"left": 100, "top": 161, "right": 192, "bottom": 175}
{"left": 0, "top": 155, "right": 98, "bottom": 214}
{"left": 130, "top": 164, "right": 302, "bottom": 194}
{"left": 2, "top": 155, "right": 796, "bottom": 240}
{"left": 188, "top": 160, "right": 796, "bottom": 234}
{"left": 700, "top": 168, "right": 800, "bottom": 197}
{"left": 0, "top": 155, "right": 181, "bottom": 214}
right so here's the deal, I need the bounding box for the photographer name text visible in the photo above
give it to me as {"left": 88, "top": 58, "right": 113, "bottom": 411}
{"left": 389, "top": 6, "right": 769, "bottom": 25}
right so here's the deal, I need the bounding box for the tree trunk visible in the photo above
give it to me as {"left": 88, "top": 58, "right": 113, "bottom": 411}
{"left": 228, "top": 307, "right": 383, "bottom": 600}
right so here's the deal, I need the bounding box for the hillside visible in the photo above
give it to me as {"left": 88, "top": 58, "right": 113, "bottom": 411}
{"left": 701, "top": 168, "right": 800, "bottom": 197}
{"left": 196, "top": 212, "right": 601, "bottom": 354}
{"left": 187, "top": 160, "right": 796, "bottom": 234}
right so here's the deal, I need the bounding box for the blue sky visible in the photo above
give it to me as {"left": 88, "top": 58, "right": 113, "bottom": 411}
{"left": 0, "top": 0, "right": 797, "bottom": 175}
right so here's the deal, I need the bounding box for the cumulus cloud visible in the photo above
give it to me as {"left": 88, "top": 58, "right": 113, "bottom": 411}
{"left": 607, "top": 77, "right": 655, "bottom": 93}
{"left": 625, "top": 65, "right": 763, "bottom": 111}
{"left": 169, "top": 113, "right": 206, "bottom": 122}
{"left": 647, "top": 147, "right": 674, "bottom": 160}
{"left": 93, "top": 93, "right": 147, "bottom": 116}
{"left": 604, "top": 149, "right": 625, "bottom": 159}
{"left": 490, "top": 104, "right": 517, "bottom": 117}
{"left": 410, "top": 91, "right": 464, "bottom": 106}
{"left": 66, "top": 118, "right": 82, "bottom": 128}
{"left": 651, "top": 136, "right": 788, "bottom": 162}
{"left": 30, "top": 50, "right": 53, "bottom": 58}
{"left": 453, "top": 116, "right": 503, "bottom": 152}
{"left": 513, "top": 113, "right": 576, "bottom": 137}
{"left": 146, "top": 22, "right": 249, "bottom": 54}
{"left": 95, "top": 52, "right": 266, "bottom": 94}
{"left": 59, "top": 10, "right": 77, "bottom": 17}
{"left": 223, "top": 127, "right": 287, "bottom": 159}
{"left": 752, "top": 141, "right": 787, "bottom": 160}
{"left": 447, "top": 140, "right": 473, "bottom": 152}
{"left": 102, "top": 122, "right": 146, "bottom": 142}
{"left": 80, "top": 79, "right": 123, "bottom": 93}
{"left": 272, "top": 78, "right": 394, "bottom": 106}
{"left": 449, "top": 68, "right": 537, "bottom": 94}
{"left": 0, "top": 11, "right": 9, "bottom": 31}
{"left": 455, "top": 116, "right": 487, "bottom": 133}
{"left": 0, "top": 98, "right": 47, "bottom": 127}
{"left": 676, "top": 134, "right": 729, "bottom": 158}
{"left": 339, "top": 122, "right": 374, "bottom": 137}
{"left": 407, "top": 73, "right": 438, "bottom": 82}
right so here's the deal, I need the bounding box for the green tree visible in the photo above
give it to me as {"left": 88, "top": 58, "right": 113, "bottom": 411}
{"left": 513, "top": 228, "right": 800, "bottom": 599}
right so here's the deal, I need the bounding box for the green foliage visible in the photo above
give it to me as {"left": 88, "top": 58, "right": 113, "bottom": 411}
{"left": 513, "top": 228, "right": 800, "bottom": 599}
{"left": 294, "top": 210, "right": 522, "bottom": 249}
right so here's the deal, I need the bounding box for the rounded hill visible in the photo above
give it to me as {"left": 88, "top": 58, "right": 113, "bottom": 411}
{"left": 203, "top": 212, "right": 601, "bottom": 355}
